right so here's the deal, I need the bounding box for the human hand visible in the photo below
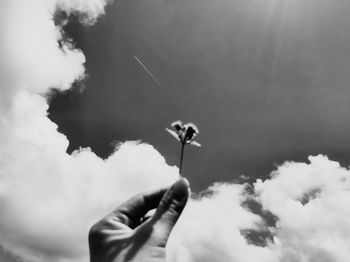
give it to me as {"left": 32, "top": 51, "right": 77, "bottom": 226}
{"left": 89, "top": 178, "right": 190, "bottom": 262}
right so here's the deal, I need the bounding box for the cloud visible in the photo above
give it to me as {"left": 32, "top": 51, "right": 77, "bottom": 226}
{"left": 255, "top": 155, "right": 350, "bottom": 262}
{"left": 57, "top": 0, "right": 112, "bottom": 23}
{"left": 0, "top": 0, "right": 177, "bottom": 261}
{"left": 167, "top": 155, "right": 350, "bottom": 262}
{"left": 0, "top": 0, "right": 350, "bottom": 262}
{"left": 167, "top": 183, "right": 273, "bottom": 262}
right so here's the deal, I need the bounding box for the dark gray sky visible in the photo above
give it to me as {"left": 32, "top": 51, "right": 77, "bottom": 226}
{"left": 49, "top": 0, "right": 350, "bottom": 192}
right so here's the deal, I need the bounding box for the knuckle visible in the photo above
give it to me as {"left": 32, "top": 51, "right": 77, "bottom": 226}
{"left": 168, "top": 199, "right": 185, "bottom": 215}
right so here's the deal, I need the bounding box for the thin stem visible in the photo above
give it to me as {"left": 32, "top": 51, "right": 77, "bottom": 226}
{"left": 179, "top": 143, "right": 185, "bottom": 177}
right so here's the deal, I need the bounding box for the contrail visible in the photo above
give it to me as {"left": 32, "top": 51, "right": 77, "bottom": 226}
{"left": 134, "top": 56, "right": 162, "bottom": 87}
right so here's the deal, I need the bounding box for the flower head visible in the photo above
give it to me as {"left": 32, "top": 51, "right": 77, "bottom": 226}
{"left": 166, "top": 120, "right": 201, "bottom": 147}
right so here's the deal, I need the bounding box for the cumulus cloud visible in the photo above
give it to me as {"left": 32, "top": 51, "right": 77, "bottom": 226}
{"left": 167, "top": 183, "right": 273, "bottom": 262}
{"left": 167, "top": 156, "right": 350, "bottom": 262}
{"left": 56, "top": 0, "right": 112, "bottom": 24}
{"left": 0, "top": 0, "right": 350, "bottom": 262}
{"left": 255, "top": 155, "right": 350, "bottom": 262}
{"left": 0, "top": 0, "right": 177, "bottom": 261}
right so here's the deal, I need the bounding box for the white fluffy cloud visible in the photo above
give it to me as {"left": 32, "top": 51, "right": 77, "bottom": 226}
{"left": 167, "top": 156, "right": 350, "bottom": 262}
{"left": 167, "top": 183, "right": 273, "bottom": 262}
{"left": 0, "top": 1, "right": 177, "bottom": 261}
{"left": 0, "top": 1, "right": 350, "bottom": 262}
{"left": 255, "top": 156, "right": 350, "bottom": 262}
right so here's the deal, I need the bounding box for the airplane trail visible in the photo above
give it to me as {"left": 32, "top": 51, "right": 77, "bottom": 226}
{"left": 134, "top": 56, "right": 162, "bottom": 87}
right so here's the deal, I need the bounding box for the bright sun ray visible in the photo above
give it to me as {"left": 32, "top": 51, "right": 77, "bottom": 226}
{"left": 252, "top": 0, "right": 317, "bottom": 77}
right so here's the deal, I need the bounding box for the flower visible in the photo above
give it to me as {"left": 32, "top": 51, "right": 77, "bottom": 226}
{"left": 166, "top": 120, "right": 201, "bottom": 176}
{"left": 166, "top": 121, "right": 201, "bottom": 147}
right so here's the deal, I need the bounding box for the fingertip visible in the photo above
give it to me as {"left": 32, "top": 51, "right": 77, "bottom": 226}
{"left": 181, "top": 177, "right": 190, "bottom": 188}
{"left": 171, "top": 178, "right": 191, "bottom": 201}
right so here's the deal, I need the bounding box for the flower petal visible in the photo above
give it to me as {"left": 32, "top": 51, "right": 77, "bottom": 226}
{"left": 189, "top": 141, "right": 201, "bottom": 147}
{"left": 186, "top": 123, "right": 199, "bottom": 134}
{"left": 171, "top": 120, "right": 184, "bottom": 131}
{"left": 165, "top": 128, "right": 181, "bottom": 141}
{"left": 184, "top": 123, "right": 199, "bottom": 141}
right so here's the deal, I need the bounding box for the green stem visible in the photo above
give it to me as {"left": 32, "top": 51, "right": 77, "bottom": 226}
{"left": 179, "top": 142, "right": 185, "bottom": 177}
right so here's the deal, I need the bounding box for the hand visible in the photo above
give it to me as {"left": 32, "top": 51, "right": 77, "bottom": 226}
{"left": 89, "top": 179, "right": 190, "bottom": 262}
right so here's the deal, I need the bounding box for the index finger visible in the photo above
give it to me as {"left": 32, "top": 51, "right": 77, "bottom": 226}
{"left": 110, "top": 187, "right": 168, "bottom": 229}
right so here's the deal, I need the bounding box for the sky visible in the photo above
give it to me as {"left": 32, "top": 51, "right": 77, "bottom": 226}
{"left": 49, "top": 0, "right": 350, "bottom": 191}
{"left": 1, "top": 0, "right": 350, "bottom": 262}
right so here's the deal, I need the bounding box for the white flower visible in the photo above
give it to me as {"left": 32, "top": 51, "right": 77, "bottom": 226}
{"left": 166, "top": 120, "right": 201, "bottom": 147}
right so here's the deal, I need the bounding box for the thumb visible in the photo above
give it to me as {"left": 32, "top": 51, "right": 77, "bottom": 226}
{"left": 146, "top": 178, "right": 190, "bottom": 247}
